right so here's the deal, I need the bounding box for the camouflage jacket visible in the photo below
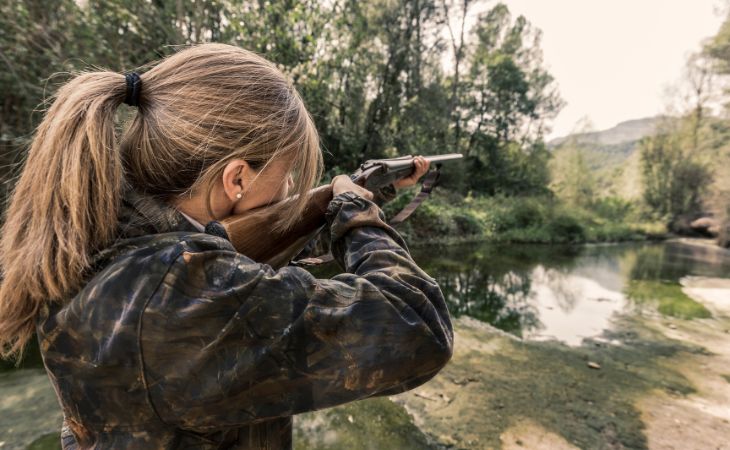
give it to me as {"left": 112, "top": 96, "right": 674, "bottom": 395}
{"left": 37, "top": 187, "right": 453, "bottom": 449}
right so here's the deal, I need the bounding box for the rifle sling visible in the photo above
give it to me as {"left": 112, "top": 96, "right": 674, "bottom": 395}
{"left": 292, "top": 165, "right": 442, "bottom": 267}
{"left": 388, "top": 166, "right": 441, "bottom": 226}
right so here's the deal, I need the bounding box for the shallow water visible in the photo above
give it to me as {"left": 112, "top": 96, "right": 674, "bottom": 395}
{"left": 2, "top": 239, "right": 730, "bottom": 448}
{"left": 410, "top": 240, "right": 730, "bottom": 344}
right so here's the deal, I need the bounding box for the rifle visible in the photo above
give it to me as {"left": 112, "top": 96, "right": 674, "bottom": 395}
{"left": 205, "top": 153, "right": 463, "bottom": 269}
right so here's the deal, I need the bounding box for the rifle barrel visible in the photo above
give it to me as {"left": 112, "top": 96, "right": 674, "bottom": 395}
{"left": 423, "top": 153, "right": 463, "bottom": 163}
{"left": 379, "top": 153, "right": 463, "bottom": 171}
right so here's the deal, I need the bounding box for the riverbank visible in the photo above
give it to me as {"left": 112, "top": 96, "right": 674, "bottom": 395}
{"left": 296, "top": 277, "right": 730, "bottom": 449}
{"left": 384, "top": 190, "right": 668, "bottom": 246}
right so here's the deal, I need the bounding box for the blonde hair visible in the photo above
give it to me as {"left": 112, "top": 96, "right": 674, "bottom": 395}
{"left": 0, "top": 43, "right": 323, "bottom": 358}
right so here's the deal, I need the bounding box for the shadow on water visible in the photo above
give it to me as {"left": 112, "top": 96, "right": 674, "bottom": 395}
{"left": 411, "top": 243, "right": 582, "bottom": 338}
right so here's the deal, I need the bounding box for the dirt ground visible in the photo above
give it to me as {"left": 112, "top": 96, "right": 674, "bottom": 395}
{"left": 636, "top": 276, "right": 730, "bottom": 450}
{"left": 383, "top": 277, "right": 730, "bottom": 450}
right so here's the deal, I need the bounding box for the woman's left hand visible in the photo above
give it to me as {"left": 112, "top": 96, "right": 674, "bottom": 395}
{"left": 393, "top": 156, "right": 430, "bottom": 189}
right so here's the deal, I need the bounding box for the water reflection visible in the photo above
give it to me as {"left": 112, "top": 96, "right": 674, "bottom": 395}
{"left": 427, "top": 261, "right": 540, "bottom": 337}
{"left": 412, "top": 243, "right": 626, "bottom": 344}
{"left": 408, "top": 240, "right": 730, "bottom": 345}
{"left": 257, "top": 241, "right": 730, "bottom": 344}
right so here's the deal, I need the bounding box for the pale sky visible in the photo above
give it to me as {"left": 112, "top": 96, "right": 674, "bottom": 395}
{"left": 475, "top": 0, "right": 728, "bottom": 139}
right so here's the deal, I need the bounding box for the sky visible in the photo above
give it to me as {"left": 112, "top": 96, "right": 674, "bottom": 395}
{"left": 468, "top": 0, "right": 728, "bottom": 139}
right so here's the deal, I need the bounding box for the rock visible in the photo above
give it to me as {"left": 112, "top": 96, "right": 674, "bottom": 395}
{"left": 690, "top": 217, "right": 720, "bottom": 236}
{"left": 674, "top": 215, "right": 717, "bottom": 237}
{"left": 587, "top": 361, "right": 601, "bottom": 370}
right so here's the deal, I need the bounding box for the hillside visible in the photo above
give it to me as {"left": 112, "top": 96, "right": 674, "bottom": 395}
{"left": 549, "top": 117, "right": 668, "bottom": 148}
{"left": 548, "top": 117, "right": 672, "bottom": 199}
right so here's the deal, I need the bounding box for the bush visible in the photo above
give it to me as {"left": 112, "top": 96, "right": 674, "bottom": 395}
{"left": 546, "top": 213, "right": 586, "bottom": 243}
{"left": 410, "top": 203, "right": 458, "bottom": 238}
{"left": 590, "top": 196, "right": 635, "bottom": 221}
{"left": 383, "top": 188, "right": 652, "bottom": 245}
{"left": 452, "top": 211, "right": 484, "bottom": 235}
{"left": 487, "top": 196, "right": 548, "bottom": 232}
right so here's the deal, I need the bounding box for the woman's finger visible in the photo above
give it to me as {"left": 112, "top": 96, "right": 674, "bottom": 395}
{"left": 415, "top": 156, "right": 430, "bottom": 177}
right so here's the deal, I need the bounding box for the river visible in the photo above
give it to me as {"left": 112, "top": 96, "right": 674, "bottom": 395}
{"left": 2, "top": 239, "right": 730, "bottom": 449}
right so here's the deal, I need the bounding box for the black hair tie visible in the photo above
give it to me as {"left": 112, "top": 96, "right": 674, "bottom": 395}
{"left": 123, "top": 72, "right": 142, "bottom": 107}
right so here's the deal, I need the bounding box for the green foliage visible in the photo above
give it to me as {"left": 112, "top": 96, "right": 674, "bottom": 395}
{"left": 550, "top": 144, "right": 596, "bottom": 207}
{"left": 385, "top": 189, "right": 652, "bottom": 245}
{"left": 486, "top": 195, "right": 548, "bottom": 231}
{"left": 466, "top": 140, "right": 552, "bottom": 196}
{"left": 460, "top": 5, "right": 563, "bottom": 195}
{"left": 639, "top": 132, "right": 711, "bottom": 224}
{"left": 706, "top": 14, "right": 730, "bottom": 76}
{"left": 451, "top": 209, "right": 484, "bottom": 235}
{"left": 0, "top": 0, "right": 562, "bottom": 208}
{"left": 590, "top": 196, "right": 635, "bottom": 221}
{"left": 545, "top": 213, "right": 586, "bottom": 242}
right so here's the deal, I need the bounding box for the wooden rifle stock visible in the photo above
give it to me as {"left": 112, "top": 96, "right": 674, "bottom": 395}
{"left": 205, "top": 185, "right": 333, "bottom": 269}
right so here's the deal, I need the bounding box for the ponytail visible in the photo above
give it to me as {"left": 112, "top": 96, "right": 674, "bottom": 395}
{"left": 0, "top": 43, "right": 324, "bottom": 359}
{"left": 0, "top": 71, "right": 127, "bottom": 358}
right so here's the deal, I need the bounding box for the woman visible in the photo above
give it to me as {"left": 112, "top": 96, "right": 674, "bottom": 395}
{"left": 0, "top": 43, "right": 452, "bottom": 449}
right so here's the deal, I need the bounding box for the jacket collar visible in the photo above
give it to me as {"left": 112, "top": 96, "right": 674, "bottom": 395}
{"left": 87, "top": 187, "right": 203, "bottom": 272}
{"left": 116, "top": 186, "right": 200, "bottom": 239}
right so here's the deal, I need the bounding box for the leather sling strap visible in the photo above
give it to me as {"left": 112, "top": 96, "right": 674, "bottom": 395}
{"left": 388, "top": 165, "right": 441, "bottom": 226}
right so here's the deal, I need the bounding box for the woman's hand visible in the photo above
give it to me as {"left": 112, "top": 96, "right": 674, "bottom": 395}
{"left": 393, "top": 156, "right": 430, "bottom": 189}
{"left": 331, "top": 174, "right": 374, "bottom": 201}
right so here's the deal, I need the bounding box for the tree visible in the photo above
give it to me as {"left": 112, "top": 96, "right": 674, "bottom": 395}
{"left": 0, "top": 0, "right": 562, "bottom": 205}
{"left": 639, "top": 132, "right": 710, "bottom": 224}
{"left": 459, "top": 3, "right": 562, "bottom": 195}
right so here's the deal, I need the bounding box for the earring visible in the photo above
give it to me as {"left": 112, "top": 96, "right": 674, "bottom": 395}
{"left": 236, "top": 192, "right": 243, "bottom": 199}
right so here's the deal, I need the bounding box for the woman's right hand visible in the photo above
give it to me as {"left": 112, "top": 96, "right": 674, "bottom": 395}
{"left": 331, "top": 175, "right": 374, "bottom": 201}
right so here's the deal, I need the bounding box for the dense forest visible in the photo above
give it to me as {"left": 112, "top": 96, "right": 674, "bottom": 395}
{"left": 2, "top": 0, "right": 729, "bottom": 246}
{"left": 1, "top": 0, "right": 561, "bottom": 191}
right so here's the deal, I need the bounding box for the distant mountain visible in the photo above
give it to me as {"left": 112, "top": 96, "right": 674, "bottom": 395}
{"left": 548, "top": 116, "right": 673, "bottom": 199}
{"left": 548, "top": 116, "right": 668, "bottom": 148}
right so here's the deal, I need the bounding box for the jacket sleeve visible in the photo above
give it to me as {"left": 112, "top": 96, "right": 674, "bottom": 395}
{"left": 371, "top": 183, "right": 397, "bottom": 207}
{"left": 294, "top": 183, "right": 397, "bottom": 260}
{"left": 140, "top": 192, "right": 453, "bottom": 431}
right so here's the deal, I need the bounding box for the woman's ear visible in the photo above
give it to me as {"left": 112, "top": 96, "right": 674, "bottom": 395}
{"left": 221, "top": 159, "right": 250, "bottom": 202}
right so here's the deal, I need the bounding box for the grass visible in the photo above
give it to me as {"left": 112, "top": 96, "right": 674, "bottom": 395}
{"left": 625, "top": 280, "right": 713, "bottom": 319}
{"left": 294, "top": 397, "right": 432, "bottom": 450}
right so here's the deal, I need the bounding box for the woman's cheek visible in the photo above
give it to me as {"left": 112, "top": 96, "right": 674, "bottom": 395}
{"left": 232, "top": 198, "right": 249, "bottom": 215}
